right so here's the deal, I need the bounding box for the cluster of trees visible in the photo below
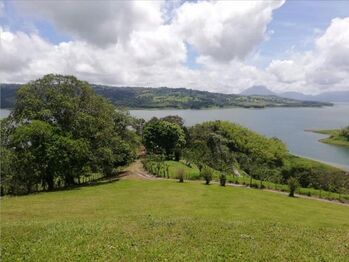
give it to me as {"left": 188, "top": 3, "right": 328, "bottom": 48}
{"left": 1, "top": 75, "right": 140, "bottom": 195}
{"left": 184, "top": 121, "right": 287, "bottom": 183}
{"left": 184, "top": 121, "right": 349, "bottom": 194}
{"left": 2, "top": 75, "right": 347, "bottom": 197}
{"left": 142, "top": 117, "right": 349, "bottom": 196}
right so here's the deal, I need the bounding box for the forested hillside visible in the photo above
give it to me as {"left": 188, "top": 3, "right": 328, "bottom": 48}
{"left": 1, "top": 83, "right": 332, "bottom": 109}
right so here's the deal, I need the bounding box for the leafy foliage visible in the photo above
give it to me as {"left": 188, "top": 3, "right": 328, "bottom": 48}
{"left": 184, "top": 120, "right": 348, "bottom": 194}
{"left": 201, "top": 166, "right": 213, "bottom": 185}
{"left": 143, "top": 117, "right": 185, "bottom": 159}
{"left": 0, "top": 75, "right": 138, "bottom": 195}
{"left": 288, "top": 177, "right": 299, "bottom": 197}
{"left": 186, "top": 121, "right": 287, "bottom": 176}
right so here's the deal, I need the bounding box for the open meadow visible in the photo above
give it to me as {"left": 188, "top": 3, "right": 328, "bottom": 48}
{"left": 1, "top": 177, "right": 349, "bottom": 261}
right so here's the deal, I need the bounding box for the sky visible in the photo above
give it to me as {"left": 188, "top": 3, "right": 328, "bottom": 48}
{"left": 1, "top": 0, "right": 349, "bottom": 94}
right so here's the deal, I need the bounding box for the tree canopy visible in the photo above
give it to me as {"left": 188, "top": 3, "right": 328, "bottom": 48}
{"left": 143, "top": 117, "right": 185, "bottom": 159}
{"left": 1, "top": 74, "right": 138, "bottom": 195}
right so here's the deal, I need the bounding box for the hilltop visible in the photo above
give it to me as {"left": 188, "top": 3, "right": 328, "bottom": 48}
{"left": 0, "top": 83, "right": 332, "bottom": 109}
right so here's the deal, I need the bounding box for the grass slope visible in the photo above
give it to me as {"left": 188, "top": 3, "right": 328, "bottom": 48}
{"left": 1, "top": 179, "right": 349, "bottom": 261}
{"left": 308, "top": 129, "right": 349, "bottom": 147}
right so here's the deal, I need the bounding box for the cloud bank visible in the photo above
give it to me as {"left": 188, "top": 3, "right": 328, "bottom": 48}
{"left": 0, "top": 0, "right": 348, "bottom": 94}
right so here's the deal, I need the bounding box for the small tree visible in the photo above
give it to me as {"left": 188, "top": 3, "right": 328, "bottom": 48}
{"left": 201, "top": 166, "right": 213, "bottom": 185}
{"left": 219, "top": 173, "right": 226, "bottom": 186}
{"left": 176, "top": 168, "right": 185, "bottom": 183}
{"left": 288, "top": 177, "right": 299, "bottom": 197}
{"left": 143, "top": 118, "right": 186, "bottom": 159}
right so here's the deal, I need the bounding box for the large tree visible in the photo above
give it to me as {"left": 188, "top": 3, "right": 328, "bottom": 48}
{"left": 143, "top": 117, "right": 185, "bottom": 159}
{"left": 1, "top": 74, "right": 137, "bottom": 195}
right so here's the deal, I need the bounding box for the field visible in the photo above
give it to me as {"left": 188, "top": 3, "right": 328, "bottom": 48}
{"left": 307, "top": 129, "right": 349, "bottom": 147}
{"left": 1, "top": 177, "right": 349, "bottom": 261}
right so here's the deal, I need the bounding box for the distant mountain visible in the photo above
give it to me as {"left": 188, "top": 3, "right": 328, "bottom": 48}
{"left": 0, "top": 83, "right": 332, "bottom": 109}
{"left": 241, "top": 86, "right": 349, "bottom": 102}
{"left": 313, "top": 91, "right": 349, "bottom": 102}
{"left": 281, "top": 91, "right": 349, "bottom": 102}
{"left": 279, "top": 92, "right": 310, "bottom": 101}
{"left": 240, "top": 85, "right": 276, "bottom": 96}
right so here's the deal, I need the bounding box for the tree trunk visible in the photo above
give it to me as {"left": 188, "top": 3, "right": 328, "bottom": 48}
{"left": 46, "top": 174, "right": 54, "bottom": 191}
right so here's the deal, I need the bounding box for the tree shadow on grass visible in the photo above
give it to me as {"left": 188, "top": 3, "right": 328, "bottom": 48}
{"left": 2, "top": 171, "right": 128, "bottom": 198}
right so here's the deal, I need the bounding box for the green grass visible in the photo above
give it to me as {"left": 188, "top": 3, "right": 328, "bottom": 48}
{"left": 307, "top": 129, "right": 349, "bottom": 147}
{"left": 165, "top": 160, "right": 201, "bottom": 179}
{"left": 1, "top": 179, "right": 349, "bottom": 261}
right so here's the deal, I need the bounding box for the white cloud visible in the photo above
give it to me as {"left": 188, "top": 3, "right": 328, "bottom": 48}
{"left": 172, "top": 0, "right": 284, "bottom": 62}
{"left": 0, "top": 27, "right": 52, "bottom": 74}
{"left": 267, "top": 60, "right": 305, "bottom": 83}
{"left": 14, "top": 1, "right": 164, "bottom": 47}
{"left": 267, "top": 17, "right": 349, "bottom": 93}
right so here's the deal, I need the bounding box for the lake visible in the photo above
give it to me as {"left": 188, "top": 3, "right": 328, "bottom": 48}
{"left": 1, "top": 105, "right": 348, "bottom": 170}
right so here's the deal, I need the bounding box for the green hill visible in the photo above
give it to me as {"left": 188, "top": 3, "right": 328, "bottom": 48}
{"left": 0, "top": 83, "right": 332, "bottom": 109}
{"left": 2, "top": 178, "right": 348, "bottom": 261}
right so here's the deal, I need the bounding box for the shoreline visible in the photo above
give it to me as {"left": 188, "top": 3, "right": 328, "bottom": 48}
{"left": 305, "top": 128, "right": 349, "bottom": 148}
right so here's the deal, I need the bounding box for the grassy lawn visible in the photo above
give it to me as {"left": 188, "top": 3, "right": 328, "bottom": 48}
{"left": 308, "top": 129, "right": 349, "bottom": 147}
{"left": 1, "top": 179, "right": 349, "bottom": 261}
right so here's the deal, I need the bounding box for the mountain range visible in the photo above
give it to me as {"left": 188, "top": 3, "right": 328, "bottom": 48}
{"left": 241, "top": 85, "right": 349, "bottom": 102}
{"left": 0, "top": 83, "right": 331, "bottom": 109}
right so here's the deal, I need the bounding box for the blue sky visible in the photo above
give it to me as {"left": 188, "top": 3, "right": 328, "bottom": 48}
{"left": 261, "top": 1, "right": 349, "bottom": 57}
{"left": 1, "top": 0, "right": 348, "bottom": 93}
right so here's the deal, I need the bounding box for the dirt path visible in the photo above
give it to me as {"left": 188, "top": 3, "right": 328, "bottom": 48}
{"left": 121, "top": 160, "right": 156, "bottom": 180}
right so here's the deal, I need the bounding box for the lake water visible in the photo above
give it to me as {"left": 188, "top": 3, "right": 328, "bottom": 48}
{"left": 1, "top": 105, "right": 348, "bottom": 170}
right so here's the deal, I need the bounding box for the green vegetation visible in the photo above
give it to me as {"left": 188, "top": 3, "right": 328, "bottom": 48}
{"left": 1, "top": 75, "right": 348, "bottom": 261}
{"left": 288, "top": 177, "right": 299, "bottom": 197}
{"left": 2, "top": 179, "right": 349, "bottom": 261}
{"left": 143, "top": 119, "right": 349, "bottom": 201}
{"left": 143, "top": 158, "right": 349, "bottom": 202}
{"left": 143, "top": 117, "right": 186, "bottom": 159}
{"left": 308, "top": 126, "right": 349, "bottom": 147}
{"left": 0, "top": 75, "right": 140, "bottom": 195}
{"left": 1, "top": 83, "right": 332, "bottom": 109}
{"left": 201, "top": 166, "right": 214, "bottom": 185}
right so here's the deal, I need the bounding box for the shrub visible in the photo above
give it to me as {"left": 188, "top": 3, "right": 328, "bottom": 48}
{"left": 176, "top": 168, "right": 185, "bottom": 183}
{"left": 251, "top": 183, "right": 259, "bottom": 189}
{"left": 201, "top": 166, "right": 213, "bottom": 185}
{"left": 288, "top": 177, "right": 299, "bottom": 197}
{"left": 220, "top": 173, "right": 226, "bottom": 186}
